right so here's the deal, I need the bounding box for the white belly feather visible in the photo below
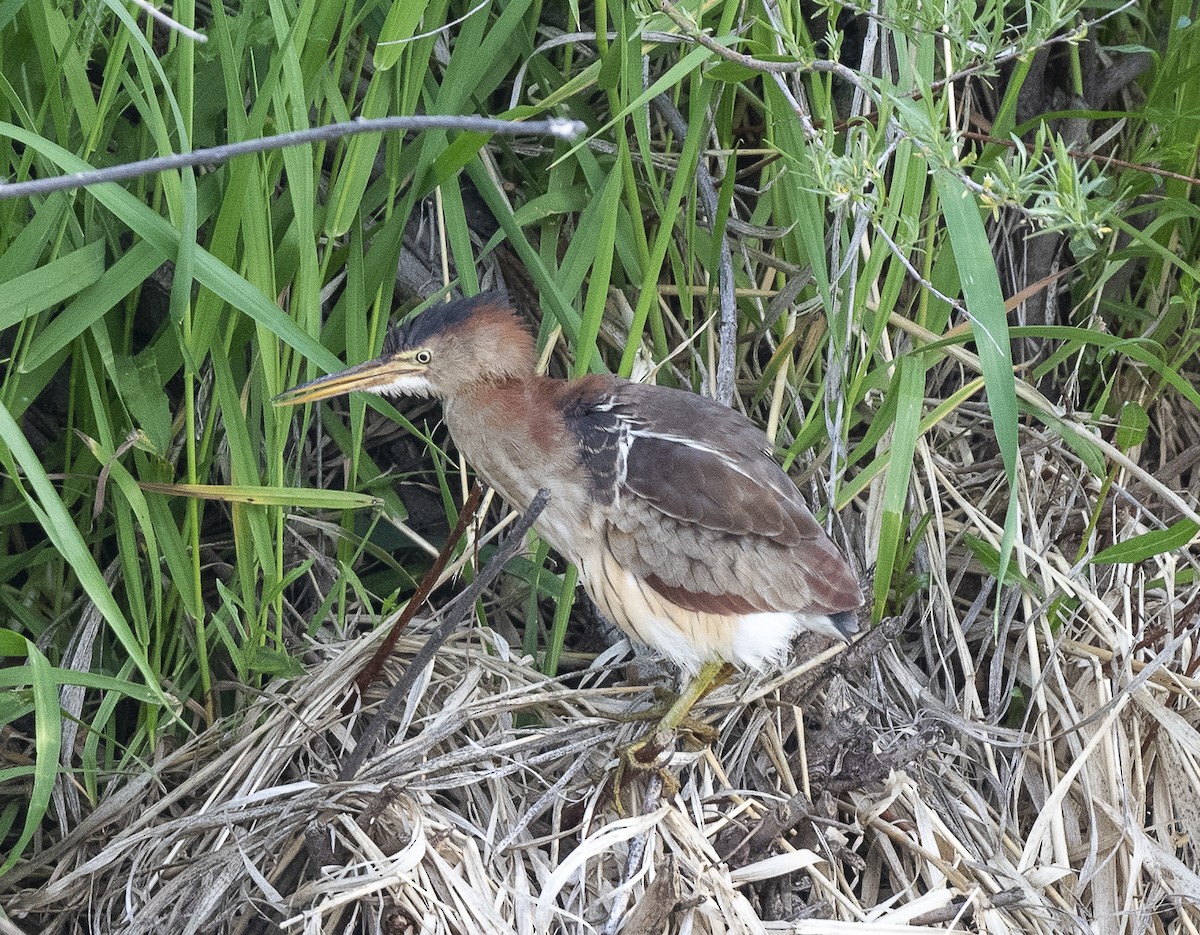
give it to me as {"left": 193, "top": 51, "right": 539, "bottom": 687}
{"left": 580, "top": 545, "right": 842, "bottom": 675}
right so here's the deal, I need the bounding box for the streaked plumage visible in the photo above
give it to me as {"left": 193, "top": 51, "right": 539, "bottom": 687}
{"left": 277, "top": 293, "right": 863, "bottom": 675}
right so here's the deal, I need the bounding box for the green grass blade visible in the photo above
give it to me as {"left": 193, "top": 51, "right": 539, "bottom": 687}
{"left": 0, "top": 239, "right": 104, "bottom": 330}
{"left": 0, "top": 640, "right": 59, "bottom": 875}
{"left": 0, "top": 398, "right": 172, "bottom": 709}
{"left": 934, "top": 170, "right": 1020, "bottom": 604}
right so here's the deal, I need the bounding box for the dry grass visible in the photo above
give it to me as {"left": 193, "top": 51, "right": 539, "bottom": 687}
{"left": 4, "top": 1, "right": 1198, "bottom": 930}
{"left": 5, "top": 4, "right": 1197, "bottom": 930}
{"left": 6, "top": 394, "right": 1199, "bottom": 933}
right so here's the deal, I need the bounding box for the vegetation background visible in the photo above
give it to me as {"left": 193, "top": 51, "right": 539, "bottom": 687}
{"left": 0, "top": 0, "right": 1198, "bottom": 931}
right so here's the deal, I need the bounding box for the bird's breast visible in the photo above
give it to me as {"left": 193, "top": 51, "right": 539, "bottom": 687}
{"left": 443, "top": 383, "right": 601, "bottom": 560}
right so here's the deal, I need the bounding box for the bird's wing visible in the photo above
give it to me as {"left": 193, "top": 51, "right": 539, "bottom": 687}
{"left": 558, "top": 376, "right": 862, "bottom": 617}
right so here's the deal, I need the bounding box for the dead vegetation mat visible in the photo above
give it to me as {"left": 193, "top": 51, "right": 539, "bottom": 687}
{"left": 5, "top": 407, "right": 1200, "bottom": 935}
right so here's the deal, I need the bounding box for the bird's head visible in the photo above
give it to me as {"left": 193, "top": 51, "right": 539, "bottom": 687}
{"left": 274, "top": 292, "right": 535, "bottom": 407}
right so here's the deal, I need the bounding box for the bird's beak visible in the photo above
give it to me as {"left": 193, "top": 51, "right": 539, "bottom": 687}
{"left": 273, "top": 357, "right": 420, "bottom": 407}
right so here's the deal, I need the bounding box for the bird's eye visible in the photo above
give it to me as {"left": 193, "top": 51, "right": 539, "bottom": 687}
{"left": 415, "top": 349, "right": 432, "bottom": 364}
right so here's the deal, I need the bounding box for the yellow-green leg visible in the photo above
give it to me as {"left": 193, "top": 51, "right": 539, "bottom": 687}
{"left": 613, "top": 660, "right": 726, "bottom": 811}
{"left": 650, "top": 659, "right": 726, "bottom": 737}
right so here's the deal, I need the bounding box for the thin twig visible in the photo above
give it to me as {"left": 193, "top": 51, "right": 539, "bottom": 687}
{"left": 380, "top": 0, "right": 490, "bottom": 46}
{"left": 872, "top": 219, "right": 967, "bottom": 316}
{"left": 657, "top": 0, "right": 878, "bottom": 103}
{"left": 0, "top": 116, "right": 586, "bottom": 200}
{"left": 961, "top": 128, "right": 1200, "bottom": 187}
{"left": 337, "top": 489, "right": 549, "bottom": 781}
{"left": 351, "top": 483, "right": 485, "bottom": 700}
{"left": 651, "top": 95, "right": 738, "bottom": 405}
{"left": 129, "top": 0, "right": 207, "bottom": 42}
{"left": 658, "top": 0, "right": 1185, "bottom": 192}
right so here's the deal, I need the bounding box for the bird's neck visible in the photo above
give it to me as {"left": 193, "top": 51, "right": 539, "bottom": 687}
{"left": 442, "top": 375, "right": 573, "bottom": 503}
{"left": 445, "top": 375, "right": 559, "bottom": 446}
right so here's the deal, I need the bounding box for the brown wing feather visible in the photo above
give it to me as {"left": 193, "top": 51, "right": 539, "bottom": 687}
{"left": 560, "top": 376, "right": 863, "bottom": 618}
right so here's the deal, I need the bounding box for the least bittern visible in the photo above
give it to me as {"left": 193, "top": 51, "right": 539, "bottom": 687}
{"left": 277, "top": 293, "right": 863, "bottom": 747}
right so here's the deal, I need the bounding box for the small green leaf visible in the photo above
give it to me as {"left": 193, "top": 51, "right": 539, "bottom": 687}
{"left": 1091, "top": 519, "right": 1200, "bottom": 565}
{"left": 706, "top": 61, "right": 761, "bottom": 83}
{"left": 120, "top": 355, "right": 174, "bottom": 455}
{"left": 1114, "top": 401, "right": 1149, "bottom": 452}
{"left": 963, "top": 534, "right": 1044, "bottom": 597}
{"left": 244, "top": 645, "right": 306, "bottom": 678}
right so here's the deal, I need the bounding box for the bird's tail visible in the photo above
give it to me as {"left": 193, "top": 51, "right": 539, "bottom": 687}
{"left": 828, "top": 609, "right": 862, "bottom": 640}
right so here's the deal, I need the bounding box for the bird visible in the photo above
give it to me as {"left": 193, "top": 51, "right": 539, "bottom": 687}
{"left": 276, "top": 292, "right": 863, "bottom": 742}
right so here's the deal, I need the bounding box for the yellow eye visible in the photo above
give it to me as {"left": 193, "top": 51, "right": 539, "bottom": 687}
{"left": 415, "top": 349, "right": 432, "bottom": 364}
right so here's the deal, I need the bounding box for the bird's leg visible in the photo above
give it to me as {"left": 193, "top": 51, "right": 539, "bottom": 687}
{"left": 612, "top": 660, "right": 727, "bottom": 811}
{"left": 613, "top": 660, "right": 733, "bottom": 730}
{"left": 644, "top": 659, "right": 727, "bottom": 745}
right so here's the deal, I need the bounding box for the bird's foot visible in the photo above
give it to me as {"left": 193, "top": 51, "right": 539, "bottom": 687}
{"left": 607, "top": 661, "right": 732, "bottom": 813}
{"left": 610, "top": 729, "right": 679, "bottom": 815}
{"left": 609, "top": 717, "right": 719, "bottom": 815}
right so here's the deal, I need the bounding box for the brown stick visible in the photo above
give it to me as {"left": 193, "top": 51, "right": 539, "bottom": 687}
{"left": 338, "top": 489, "right": 548, "bottom": 781}
{"left": 351, "top": 483, "right": 485, "bottom": 699}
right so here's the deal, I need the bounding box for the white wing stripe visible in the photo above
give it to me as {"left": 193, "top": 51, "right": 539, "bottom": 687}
{"left": 624, "top": 425, "right": 764, "bottom": 483}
